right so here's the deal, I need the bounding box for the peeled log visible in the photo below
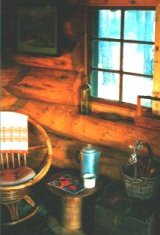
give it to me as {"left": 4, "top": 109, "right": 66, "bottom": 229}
{"left": 1, "top": 89, "right": 154, "bottom": 179}
{"left": 2, "top": 66, "right": 135, "bottom": 118}
{"left": 8, "top": 69, "right": 81, "bottom": 106}
{"left": 14, "top": 54, "right": 75, "bottom": 71}
{"left": 9, "top": 99, "right": 160, "bottom": 158}
{"left": 1, "top": 66, "right": 20, "bottom": 87}
{"left": 49, "top": 133, "right": 128, "bottom": 180}
{"left": 1, "top": 88, "right": 18, "bottom": 109}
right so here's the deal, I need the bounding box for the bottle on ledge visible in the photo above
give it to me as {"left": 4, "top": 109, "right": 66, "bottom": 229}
{"left": 80, "top": 74, "right": 91, "bottom": 114}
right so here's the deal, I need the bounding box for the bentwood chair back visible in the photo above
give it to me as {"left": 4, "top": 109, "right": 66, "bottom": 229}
{"left": 0, "top": 111, "right": 53, "bottom": 225}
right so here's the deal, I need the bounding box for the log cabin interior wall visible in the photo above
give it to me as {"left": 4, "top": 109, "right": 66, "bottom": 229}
{"left": 1, "top": 0, "right": 160, "bottom": 181}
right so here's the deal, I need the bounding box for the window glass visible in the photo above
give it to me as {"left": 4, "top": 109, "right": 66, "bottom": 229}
{"left": 92, "top": 70, "right": 120, "bottom": 100}
{"left": 124, "top": 10, "right": 155, "bottom": 42}
{"left": 92, "top": 40, "right": 120, "bottom": 70}
{"left": 98, "top": 10, "right": 121, "bottom": 39}
{"left": 123, "top": 43, "right": 154, "bottom": 75}
{"left": 122, "top": 74, "right": 153, "bottom": 106}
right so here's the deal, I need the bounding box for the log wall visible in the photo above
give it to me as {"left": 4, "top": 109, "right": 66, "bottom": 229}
{"left": 1, "top": 63, "right": 160, "bottom": 180}
{"left": 1, "top": 0, "right": 160, "bottom": 180}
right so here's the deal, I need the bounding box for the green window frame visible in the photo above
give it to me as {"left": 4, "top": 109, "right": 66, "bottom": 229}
{"left": 89, "top": 8, "right": 155, "bottom": 107}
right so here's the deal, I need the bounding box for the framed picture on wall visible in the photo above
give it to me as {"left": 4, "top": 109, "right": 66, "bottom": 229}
{"left": 17, "top": 7, "right": 58, "bottom": 55}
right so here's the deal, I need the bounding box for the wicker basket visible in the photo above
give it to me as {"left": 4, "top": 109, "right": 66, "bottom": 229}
{"left": 121, "top": 164, "right": 160, "bottom": 200}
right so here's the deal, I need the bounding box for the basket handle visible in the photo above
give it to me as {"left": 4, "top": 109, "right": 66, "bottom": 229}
{"left": 97, "top": 181, "right": 122, "bottom": 202}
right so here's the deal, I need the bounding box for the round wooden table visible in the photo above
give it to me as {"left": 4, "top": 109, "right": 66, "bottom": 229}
{"left": 48, "top": 176, "right": 97, "bottom": 234}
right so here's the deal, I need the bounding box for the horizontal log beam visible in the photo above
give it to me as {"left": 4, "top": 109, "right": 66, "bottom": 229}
{"left": 7, "top": 68, "right": 81, "bottom": 106}
{"left": 41, "top": 133, "right": 129, "bottom": 180}
{"left": 14, "top": 54, "right": 75, "bottom": 71}
{"left": 1, "top": 88, "right": 18, "bottom": 109}
{"left": 3, "top": 92, "right": 160, "bottom": 158}
{"left": 1, "top": 66, "right": 137, "bottom": 118}
{"left": 1, "top": 66, "right": 21, "bottom": 87}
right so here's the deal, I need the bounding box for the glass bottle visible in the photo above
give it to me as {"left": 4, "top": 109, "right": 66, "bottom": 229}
{"left": 80, "top": 74, "right": 91, "bottom": 114}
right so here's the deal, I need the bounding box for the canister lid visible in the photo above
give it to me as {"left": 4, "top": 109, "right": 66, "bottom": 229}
{"left": 81, "top": 144, "right": 96, "bottom": 153}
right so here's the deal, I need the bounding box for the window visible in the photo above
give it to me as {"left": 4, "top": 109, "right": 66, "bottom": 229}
{"left": 90, "top": 8, "right": 155, "bottom": 107}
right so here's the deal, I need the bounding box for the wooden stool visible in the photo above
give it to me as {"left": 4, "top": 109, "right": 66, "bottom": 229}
{"left": 48, "top": 176, "right": 96, "bottom": 234}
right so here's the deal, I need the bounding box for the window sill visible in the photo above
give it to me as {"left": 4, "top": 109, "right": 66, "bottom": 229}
{"left": 90, "top": 112, "right": 134, "bottom": 124}
{"left": 91, "top": 96, "right": 160, "bottom": 131}
{"left": 91, "top": 97, "right": 137, "bottom": 119}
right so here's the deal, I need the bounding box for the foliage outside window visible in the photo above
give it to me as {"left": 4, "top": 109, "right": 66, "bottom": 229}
{"left": 90, "top": 8, "right": 155, "bottom": 107}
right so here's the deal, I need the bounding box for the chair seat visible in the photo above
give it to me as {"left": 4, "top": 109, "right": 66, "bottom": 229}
{"left": 0, "top": 167, "right": 36, "bottom": 186}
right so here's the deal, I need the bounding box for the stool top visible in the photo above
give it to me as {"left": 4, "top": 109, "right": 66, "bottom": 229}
{"left": 48, "top": 185, "right": 96, "bottom": 198}
{"left": 47, "top": 171, "right": 97, "bottom": 198}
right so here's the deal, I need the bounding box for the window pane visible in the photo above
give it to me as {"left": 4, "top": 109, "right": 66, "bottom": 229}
{"left": 122, "top": 75, "right": 152, "bottom": 106}
{"left": 123, "top": 43, "right": 154, "bottom": 75}
{"left": 91, "top": 70, "right": 119, "bottom": 100}
{"left": 96, "top": 10, "right": 121, "bottom": 39}
{"left": 90, "top": 8, "right": 155, "bottom": 105}
{"left": 124, "top": 10, "right": 155, "bottom": 42}
{"left": 92, "top": 40, "right": 120, "bottom": 70}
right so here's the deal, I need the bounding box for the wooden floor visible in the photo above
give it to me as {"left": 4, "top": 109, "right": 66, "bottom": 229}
{"left": 1, "top": 203, "right": 104, "bottom": 235}
{"left": 1, "top": 178, "right": 102, "bottom": 235}
{"left": 2, "top": 214, "right": 89, "bottom": 235}
{"left": 3, "top": 171, "right": 159, "bottom": 235}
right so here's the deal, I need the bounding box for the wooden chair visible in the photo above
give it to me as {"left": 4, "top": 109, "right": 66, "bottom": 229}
{"left": 0, "top": 111, "right": 53, "bottom": 225}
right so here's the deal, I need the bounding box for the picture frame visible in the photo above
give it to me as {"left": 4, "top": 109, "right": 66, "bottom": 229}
{"left": 17, "top": 6, "right": 58, "bottom": 56}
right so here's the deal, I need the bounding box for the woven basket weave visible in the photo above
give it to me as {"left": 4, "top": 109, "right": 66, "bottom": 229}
{"left": 121, "top": 165, "right": 160, "bottom": 200}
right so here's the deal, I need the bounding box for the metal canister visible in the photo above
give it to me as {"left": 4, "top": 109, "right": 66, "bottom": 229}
{"left": 80, "top": 144, "right": 101, "bottom": 177}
